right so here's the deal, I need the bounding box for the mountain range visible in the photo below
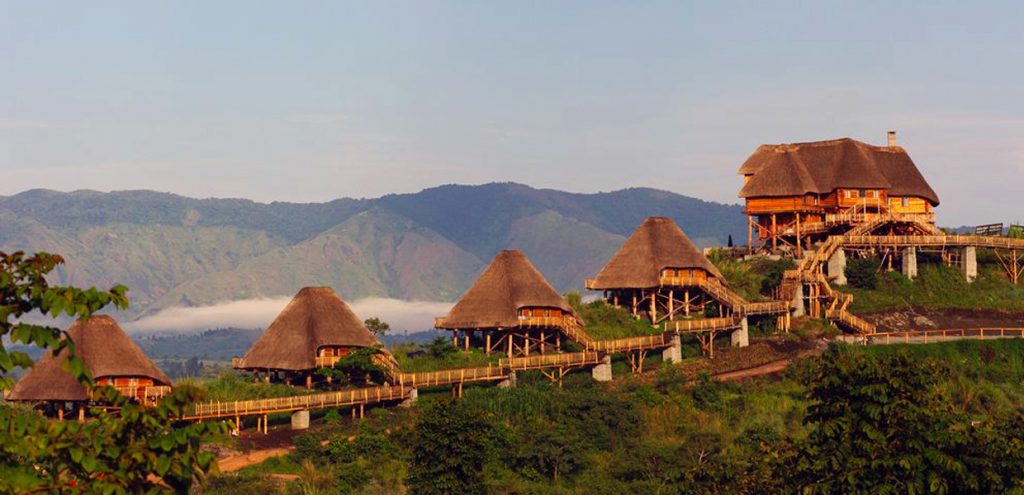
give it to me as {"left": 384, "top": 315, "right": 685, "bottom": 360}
{"left": 0, "top": 183, "right": 746, "bottom": 321}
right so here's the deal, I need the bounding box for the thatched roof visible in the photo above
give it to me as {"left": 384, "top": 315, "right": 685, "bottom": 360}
{"left": 738, "top": 138, "right": 939, "bottom": 205}
{"left": 439, "top": 250, "right": 577, "bottom": 329}
{"left": 589, "top": 217, "right": 724, "bottom": 289}
{"left": 237, "top": 287, "right": 380, "bottom": 371}
{"left": 9, "top": 316, "right": 171, "bottom": 402}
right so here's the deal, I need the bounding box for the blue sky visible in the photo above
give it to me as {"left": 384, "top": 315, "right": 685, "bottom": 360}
{"left": 2, "top": 1, "right": 1022, "bottom": 226}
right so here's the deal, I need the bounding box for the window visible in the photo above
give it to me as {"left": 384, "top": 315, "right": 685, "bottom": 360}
{"left": 859, "top": 189, "right": 866, "bottom": 198}
{"left": 902, "top": 197, "right": 909, "bottom": 207}
{"left": 813, "top": 196, "right": 820, "bottom": 205}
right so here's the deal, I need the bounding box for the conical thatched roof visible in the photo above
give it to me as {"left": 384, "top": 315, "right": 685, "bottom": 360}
{"left": 237, "top": 287, "right": 380, "bottom": 371}
{"left": 9, "top": 315, "right": 171, "bottom": 402}
{"left": 589, "top": 217, "right": 724, "bottom": 289}
{"left": 738, "top": 138, "right": 939, "bottom": 205}
{"left": 439, "top": 250, "right": 577, "bottom": 329}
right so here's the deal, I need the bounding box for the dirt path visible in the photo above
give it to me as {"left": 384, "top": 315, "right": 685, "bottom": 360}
{"left": 218, "top": 446, "right": 294, "bottom": 472}
{"left": 713, "top": 358, "right": 793, "bottom": 381}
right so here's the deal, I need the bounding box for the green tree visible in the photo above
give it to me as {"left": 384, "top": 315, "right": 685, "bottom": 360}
{"left": 845, "top": 255, "right": 880, "bottom": 289}
{"left": 317, "top": 346, "right": 390, "bottom": 386}
{"left": 0, "top": 251, "right": 224, "bottom": 493}
{"left": 789, "top": 344, "right": 1024, "bottom": 494}
{"left": 364, "top": 317, "right": 390, "bottom": 338}
{"left": 407, "top": 400, "right": 495, "bottom": 495}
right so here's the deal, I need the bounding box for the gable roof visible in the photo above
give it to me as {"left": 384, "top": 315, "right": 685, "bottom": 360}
{"left": 738, "top": 138, "right": 939, "bottom": 205}
{"left": 589, "top": 216, "right": 724, "bottom": 289}
{"left": 439, "top": 250, "right": 577, "bottom": 329}
{"left": 237, "top": 287, "right": 380, "bottom": 371}
{"left": 9, "top": 315, "right": 171, "bottom": 402}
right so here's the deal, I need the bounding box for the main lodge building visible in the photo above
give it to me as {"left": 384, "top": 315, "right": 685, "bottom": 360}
{"left": 739, "top": 133, "right": 940, "bottom": 254}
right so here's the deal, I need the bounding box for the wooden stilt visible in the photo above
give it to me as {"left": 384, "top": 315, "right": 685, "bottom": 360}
{"left": 359, "top": 404, "right": 365, "bottom": 418}
{"left": 771, "top": 214, "right": 777, "bottom": 251}
{"left": 507, "top": 333, "right": 513, "bottom": 358}
{"left": 668, "top": 289, "right": 675, "bottom": 320}
{"left": 464, "top": 334, "right": 469, "bottom": 352}
{"left": 306, "top": 374, "right": 312, "bottom": 390}
{"left": 796, "top": 213, "right": 802, "bottom": 257}
{"left": 78, "top": 407, "right": 84, "bottom": 422}
{"left": 748, "top": 216, "right": 753, "bottom": 255}
{"left": 650, "top": 291, "right": 657, "bottom": 323}
{"left": 485, "top": 333, "right": 491, "bottom": 355}
{"left": 685, "top": 290, "right": 690, "bottom": 316}
{"left": 58, "top": 407, "right": 64, "bottom": 422}
{"left": 540, "top": 330, "right": 546, "bottom": 354}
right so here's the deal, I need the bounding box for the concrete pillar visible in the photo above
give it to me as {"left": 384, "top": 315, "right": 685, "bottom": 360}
{"left": 399, "top": 388, "right": 418, "bottom": 408}
{"left": 902, "top": 247, "right": 918, "bottom": 280}
{"left": 962, "top": 246, "right": 977, "bottom": 282}
{"left": 591, "top": 355, "right": 613, "bottom": 382}
{"left": 290, "top": 409, "right": 310, "bottom": 430}
{"left": 792, "top": 284, "right": 806, "bottom": 317}
{"left": 661, "top": 335, "right": 682, "bottom": 364}
{"left": 828, "top": 248, "right": 847, "bottom": 286}
{"left": 731, "top": 317, "right": 750, "bottom": 347}
{"left": 497, "top": 371, "right": 517, "bottom": 388}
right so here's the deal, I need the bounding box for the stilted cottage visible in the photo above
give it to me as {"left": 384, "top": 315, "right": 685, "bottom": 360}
{"left": 8, "top": 315, "right": 172, "bottom": 419}
{"left": 586, "top": 217, "right": 728, "bottom": 324}
{"left": 233, "top": 287, "right": 382, "bottom": 388}
{"left": 435, "top": 250, "right": 581, "bottom": 357}
{"left": 738, "top": 133, "right": 940, "bottom": 254}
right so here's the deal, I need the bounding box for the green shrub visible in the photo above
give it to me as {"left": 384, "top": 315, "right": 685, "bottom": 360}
{"left": 845, "top": 255, "right": 879, "bottom": 289}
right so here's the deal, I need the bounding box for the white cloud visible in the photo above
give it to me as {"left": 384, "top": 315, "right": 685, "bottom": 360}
{"left": 124, "top": 297, "right": 453, "bottom": 334}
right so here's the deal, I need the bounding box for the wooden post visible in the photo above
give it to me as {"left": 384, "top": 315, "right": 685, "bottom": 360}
{"left": 78, "top": 407, "right": 84, "bottom": 422}
{"left": 796, "top": 213, "right": 802, "bottom": 257}
{"left": 771, "top": 214, "right": 777, "bottom": 251}
{"left": 359, "top": 404, "right": 365, "bottom": 418}
{"left": 507, "top": 333, "right": 513, "bottom": 358}
{"left": 235, "top": 416, "right": 241, "bottom": 432}
{"left": 306, "top": 374, "right": 312, "bottom": 390}
{"left": 650, "top": 291, "right": 657, "bottom": 323}
{"left": 632, "top": 292, "right": 638, "bottom": 316}
{"left": 464, "top": 334, "right": 470, "bottom": 352}
{"left": 556, "top": 335, "right": 561, "bottom": 352}
{"left": 748, "top": 216, "right": 753, "bottom": 255}
{"left": 668, "top": 289, "right": 674, "bottom": 320}
{"left": 684, "top": 290, "right": 690, "bottom": 316}
{"left": 58, "top": 407, "right": 64, "bottom": 422}
{"left": 540, "top": 330, "right": 546, "bottom": 354}
{"left": 524, "top": 334, "right": 530, "bottom": 357}
{"left": 485, "top": 333, "right": 491, "bottom": 355}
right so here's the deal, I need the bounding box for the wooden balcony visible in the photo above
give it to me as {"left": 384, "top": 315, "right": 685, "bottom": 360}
{"left": 315, "top": 356, "right": 342, "bottom": 368}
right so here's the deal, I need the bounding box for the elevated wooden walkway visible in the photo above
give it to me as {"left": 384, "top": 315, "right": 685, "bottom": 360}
{"left": 838, "top": 328, "right": 1024, "bottom": 345}
{"left": 656, "top": 276, "right": 789, "bottom": 316}
{"left": 782, "top": 233, "right": 1024, "bottom": 334}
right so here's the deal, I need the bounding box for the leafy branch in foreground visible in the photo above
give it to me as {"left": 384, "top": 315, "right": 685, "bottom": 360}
{"left": 0, "top": 251, "right": 128, "bottom": 389}
{"left": 1, "top": 250, "right": 225, "bottom": 493}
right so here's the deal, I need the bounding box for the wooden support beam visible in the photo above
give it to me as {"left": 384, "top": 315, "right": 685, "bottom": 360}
{"left": 771, "top": 214, "right": 778, "bottom": 251}
{"left": 485, "top": 333, "right": 491, "bottom": 355}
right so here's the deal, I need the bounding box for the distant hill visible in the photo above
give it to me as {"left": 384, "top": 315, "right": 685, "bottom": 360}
{"left": 0, "top": 183, "right": 746, "bottom": 321}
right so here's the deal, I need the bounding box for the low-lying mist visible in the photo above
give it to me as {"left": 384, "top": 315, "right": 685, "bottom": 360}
{"left": 124, "top": 297, "right": 455, "bottom": 335}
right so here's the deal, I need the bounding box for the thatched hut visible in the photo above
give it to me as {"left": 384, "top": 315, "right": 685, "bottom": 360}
{"left": 233, "top": 287, "right": 382, "bottom": 387}
{"left": 738, "top": 134, "right": 940, "bottom": 253}
{"left": 587, "top": 216, "right": 726, "bottom": 323}
{"left": 436, "top": 250, "right": 580, "bottom": 357}
{"left": 8, "top": 315, "right": 172, "bottom": 419}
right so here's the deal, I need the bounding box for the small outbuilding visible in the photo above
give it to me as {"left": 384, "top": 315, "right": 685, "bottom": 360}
{"left": 8, "top": 315, "right": 172, "bottom": 419}
{"left": 587, "top": 216, "right": 727, "bottom": 323}
{"left": 436, "top": 250, "right": 581, "bottom": 357}
{"left": 233, "top": 286, "right": 382, "bottom": 388}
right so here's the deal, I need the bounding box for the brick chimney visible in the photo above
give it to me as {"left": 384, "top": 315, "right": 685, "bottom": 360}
{"left": 887, "top": 130, "right": 897, "bottom": 147}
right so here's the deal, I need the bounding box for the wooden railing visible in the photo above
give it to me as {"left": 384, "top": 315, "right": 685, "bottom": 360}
{"left": 185, "top": 385, "right": 413, "bottom": 420}
{"left": 839, "top": 235, "right": 1024, "bottom": 249}
{"left": 838, "top": 328, "right": 1024, "bottom": 346}
{"left": 502, "top": 351, "right": 601, "bottom": 370}
{"left": 395, "top": 365, "right": 507, "bottom": 388}
{"left": 666, "top": 317, "right": 741, "bottom": 334}
{"left": 94, "top": 385, "right": 173, "bottom": 403}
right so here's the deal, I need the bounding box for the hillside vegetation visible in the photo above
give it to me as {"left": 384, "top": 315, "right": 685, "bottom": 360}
{"left": 205, "top": 340, "right": 1024, "bottom": 494}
